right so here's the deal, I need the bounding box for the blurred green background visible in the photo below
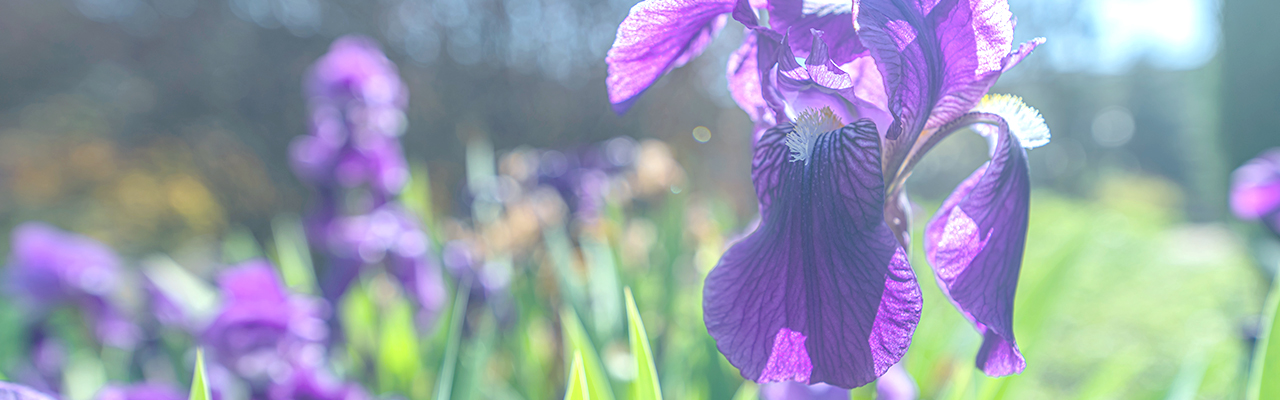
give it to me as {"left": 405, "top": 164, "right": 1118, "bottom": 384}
{"left": 0, "top": 0, "right": 1277, "bottom": 399}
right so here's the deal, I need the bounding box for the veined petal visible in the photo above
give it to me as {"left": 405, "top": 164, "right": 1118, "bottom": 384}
{"left": 606, "top": 0, "right": 735, "bottom": 114}
{"left": 857, "top": 0, "right": 1035, "bottom": 178}
{"left": 923, "top": 113, "right": 1030, "bottom": 376}
{"left": 1230, "top": 149, "right": 1280, "bottom": 220}
{"left": 704, "top": 120, "right": 922, "bottom": 388}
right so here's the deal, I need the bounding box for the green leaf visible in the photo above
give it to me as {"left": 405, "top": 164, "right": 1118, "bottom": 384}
{"left": 560, "top": 307, "right": 616, "bottom": 400}
{"left": 1247, "top": 272, "right": 1280, "bottom": 400}
{"left": 189, "top": 349, "right": 211, "bottom": 400}
{"left": 378, "top": 294, "right": 421, "bottom": 393}
{"left": 729, "top": 381, "right": 757, "bottom": 400}
{"left": 434, "top": 279, "right": 472, "bottom": 400}
{"left": 270, "top": 215, "right": 318, "bottom": 295}
{"left": 565, "top": 351, "right": 590, "bottom": 400}
{"left": 625, "top": 287, "right": 662, "bottom": 400}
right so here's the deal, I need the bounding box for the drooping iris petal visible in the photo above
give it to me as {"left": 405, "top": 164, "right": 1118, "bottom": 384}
{"left": 924, "top": 114, "right": 1030, "bottom": 376}
{"left": 606, "top": 0, "right": 735, "bottom": 114}
{"left": 704, "top": 120, "right": 922, "bottom": 388}
{"left": 767, "top": 0, "right": 862, "bottom": 64}
{"left": 857, "top": 0, "right": 1041, "bottom": 176}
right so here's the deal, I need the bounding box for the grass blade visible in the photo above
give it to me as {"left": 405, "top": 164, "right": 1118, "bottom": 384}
{"left": 188, "top": 349, "right": 211, "bottom": 400}
{"left": 270, "top": 215, "right": 318, "bottom": 295}
{"left": 565, "top": 351, "right": 590, "bottom": 400}
{"left": 1247, "top": 272, "right": 1280, "bottom": 400}
{"left": 435, "top": 279, "right": 472, "bottom": 400}
{"left": 560, "top": 307, "right": 616, "bottom": 400}
{"left": 625, "top": 287, "right": 662, "bottom": 400}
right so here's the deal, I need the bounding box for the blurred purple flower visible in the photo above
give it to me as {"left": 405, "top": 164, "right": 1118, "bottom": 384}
{"left": 95, "top": 384, "right": 185, "bottom": 400}
{"left": 1231, "top": 149, "right": 1280, "bottom": 235}
{"left": 0, "top": 381, "right": 57, "bottom": 400}
{"left": 6, "top": 222, "right": 140, "bottom": 348}
{"left": 202, "top": 260, "right": 327, "bottom": 376}
{"left": 759, "top": 381, "right": 848, "bottom": 400}
{"left": 291, "top": 35, "right": 445, "bottom": 327}
{"left": 317, "top": 205, "right": 446, "bottom": 326}
{"left": 608, "top": 0, "right": 1049, "bottom": 388}
{"left": 875, "top": 364, "right": 918, "bottom": 400}
{"left": 267, "top": 363, "right": 368, "bottom": 400}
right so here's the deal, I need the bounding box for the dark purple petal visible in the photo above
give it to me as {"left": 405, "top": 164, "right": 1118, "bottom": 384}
{"left": 606, "top": 0, "right": 735, "bottom": 114}
{"left": 767, "top": 0, "right": 862, "bottom": 64}
{"left": 1230, "top": 148, "right": 1280, "bottom": 220}
{"left": 857, "top": 0, "right": 1033, "bottom": 176}
{"left": 0, "top": 382, "right": 57, "bottom": 400}
{"left": 923, "top": 114, "right": 1029, "bottom": 376}
{"left": 95, "top": 384, "right": 185, "bottom": 400}
{"left": 704, "top": 120, "right": 922, "bottom": 388}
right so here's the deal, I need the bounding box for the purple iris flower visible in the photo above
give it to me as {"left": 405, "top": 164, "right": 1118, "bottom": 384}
{"left": 0, "top": 382, "right": 57, "bottom": 400}
{"left": 202, "top": 260, "right": 328, "bottom": 377}
{"left": 95, "top": 384, "right": 185, "bottom": 400}
{"left": 608, "top": 0, "right": 1048, "bottom": 388}
{"left": 1231, "top": 149, "right": 1280, "bottom": 236}
{"left": 6, "top": 222, "right": 140, "bottom": 348}
{"left": 292, "top": 35, "right": 445, "bottom": 327}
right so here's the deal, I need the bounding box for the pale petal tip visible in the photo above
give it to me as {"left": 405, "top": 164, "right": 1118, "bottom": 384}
{"left": 974, "top": 94, "right": 1049, "bottom": 149}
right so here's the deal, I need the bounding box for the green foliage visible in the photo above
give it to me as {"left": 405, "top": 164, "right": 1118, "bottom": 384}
{"left": 435, "top": 279, "right": 472, "bottom": 400}
{"left": 565, "top": 351, "right": 590, "bottom": 400}
{"left": 270, "top": 215, "right": 318, "bottom": 295}
{"left": 561, "top": 308, "right": 616, "bottom": 400}
{"left": 188, "top": 349, "right": 211, "bottom": 400}
{"left": 625, "top": 287, "right": 662, "bottom": 400}
{"left": 1247, "top": 273, "right": 1280, "bottom": 400}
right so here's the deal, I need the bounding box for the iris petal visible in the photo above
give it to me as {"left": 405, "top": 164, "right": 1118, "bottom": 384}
{"left": 704, "top": 120, "right": 922, "bottom": 388}
{"left": 767, "top": 0, "right": 863, "bottom": 64}
{"left": 857, "top": 0, "right": 1036, "bottom": 177}
{"left": 923, "top": 114, "right": 1030, "bottom": 376}
{"left": 606, "top": 0, "right": 735, "bottom": 114}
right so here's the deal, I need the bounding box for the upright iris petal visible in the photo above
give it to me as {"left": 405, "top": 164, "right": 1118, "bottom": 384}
{"left": 766, "top": 0, "right": 862, "bottom": 64}
{"left": 857, "top": 0, "right": 1041, "bottom": 177}
{"left": 703, "top": 119, "right": 922, "bottom": 388}
{"left": 606, "top": 0, "right": 735, "bottom": 114}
